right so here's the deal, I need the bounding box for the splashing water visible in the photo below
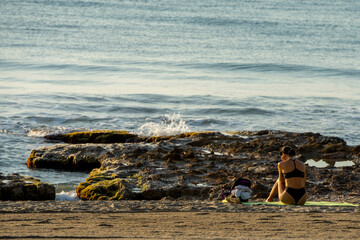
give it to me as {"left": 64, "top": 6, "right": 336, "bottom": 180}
{"left": 55, "top": 191, "right": 80, "bottom": 201}
{"left": 138, "top": 113, "right": 190, "bottom": 137}
{"left": 27, "top": 126, "right": 94, "bottom": 138}
{"left": 27, "top": 127, "right": 73, "bottom": 137}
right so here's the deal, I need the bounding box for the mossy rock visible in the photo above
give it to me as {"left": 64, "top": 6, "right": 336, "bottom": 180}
{"left": 176, "top": 131, "right": 214, "bottom": 138}
{"left": 45, "top": 130, "right": 138, "bottom": 143}
{"left": 145, "top": 131, "right": 214, "bottom": 142}
{"left": 82, "top": 168, "right": 117, "bottom": 183}
{"left": 76, "top": 178, "right": 127, "bottom": 200}
{"left": 76, "top": 169, "right": 135, "bottom": 200}
{"left": 45, "top": 130, "right": 214, "bottom": 144}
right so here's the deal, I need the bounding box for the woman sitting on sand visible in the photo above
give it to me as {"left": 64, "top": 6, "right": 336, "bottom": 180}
{"left": 266, "top": 146, "right": 307, "bottom": 205}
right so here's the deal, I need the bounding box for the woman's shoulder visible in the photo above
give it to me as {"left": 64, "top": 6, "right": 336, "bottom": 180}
{"left": 295, "top": 159, "right": 306, "bottom": 170}
{"left": 278, "top": 159, "right": 304, "bottom": 168}
{"left": 278, "top": 161, "right": 287, "bottom": 168}
{"left": 294, "top": 159, "right": 305, "bottom": 166}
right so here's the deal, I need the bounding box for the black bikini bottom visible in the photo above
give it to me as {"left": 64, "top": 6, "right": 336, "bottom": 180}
{"left": 285, "top": 187, "right": 306, "bottom": 204}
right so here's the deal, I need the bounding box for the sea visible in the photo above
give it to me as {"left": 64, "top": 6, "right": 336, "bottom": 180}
{"left": 1, "top": 0, "right": 359, "bottom": 200}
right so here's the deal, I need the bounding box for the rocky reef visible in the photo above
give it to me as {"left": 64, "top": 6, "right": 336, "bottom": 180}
{"left": 0, "top": 173, "right": 55, "bottom": 201}
{"left": 27, "top": 130, "right": 360, "bottom": 201}
{"left": 44, "top": 130, "right": 138, "bottom": 144}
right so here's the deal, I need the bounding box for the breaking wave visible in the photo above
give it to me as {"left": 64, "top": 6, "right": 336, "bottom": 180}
{"left": 138, "top": 113, "right": 190, "bottom": 137}
{"left": 27, "top": 127, "right": 77, "bottom": 137}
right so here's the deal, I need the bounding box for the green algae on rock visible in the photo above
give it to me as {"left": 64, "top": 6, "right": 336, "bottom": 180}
{"left": 45, "top": 130, "right": 214, "bottom": 144}
{"left": 75, "top": 168, "right": 212, "bottom": 201}
{"left": 45, "top": 130, "right": 137, "bottom": 144}
{"left": 0, "top": 173, "right": 55, "bottom": 201}
{"left": 77, "top": 178, "right": 127, "bottom": 200}
{"left": 76, "top": 169, "right": 136, "bottom": 200}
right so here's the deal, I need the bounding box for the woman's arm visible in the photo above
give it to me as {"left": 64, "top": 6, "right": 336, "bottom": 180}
{"left": 277, "top": 163, "right": 286, "bottom": 193}
{"left": 265, "top": 163, "right": 285, "bottom": 202}
{"left": 303, "top": 163, "right": 306, "bottom": 185}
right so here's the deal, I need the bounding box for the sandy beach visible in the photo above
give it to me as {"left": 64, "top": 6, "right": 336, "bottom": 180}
{"left": 1, "top": 200, "right": 359, "bottom": 239}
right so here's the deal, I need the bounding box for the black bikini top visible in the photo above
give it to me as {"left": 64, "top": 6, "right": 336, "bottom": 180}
{"left": 284, "top": 160, "right": 304, "bottom": 179}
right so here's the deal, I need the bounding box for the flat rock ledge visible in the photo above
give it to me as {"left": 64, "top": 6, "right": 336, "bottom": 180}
{"left": 27, "top": 130, "right": 360, "bottom": 202}
{"left": 0, "top": 173, "right": 55, "bottom": 201}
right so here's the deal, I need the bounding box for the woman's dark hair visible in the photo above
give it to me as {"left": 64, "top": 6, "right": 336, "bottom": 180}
{"left": 280, "top": 146, "right": 295, "bottom": 156}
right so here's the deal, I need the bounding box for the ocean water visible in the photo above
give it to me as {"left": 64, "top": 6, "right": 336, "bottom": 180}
{"left": 1, "top": 0, "right": 360, "bottom": 197}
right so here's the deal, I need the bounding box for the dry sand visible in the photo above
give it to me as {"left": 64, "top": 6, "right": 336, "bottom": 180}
{"left": 1, "top": 200, "right": 359, "bottom": 239}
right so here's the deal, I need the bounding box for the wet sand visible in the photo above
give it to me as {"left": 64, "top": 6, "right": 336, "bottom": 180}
{"left": 1, "top": 200, "right": 359, "bottom": 239}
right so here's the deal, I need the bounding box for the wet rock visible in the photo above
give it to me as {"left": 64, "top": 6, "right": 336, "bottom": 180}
{"left": 76, "top": 169, "right": 137, "bottom": 200}
{"left": 27, "top": 130, "right": 360, "bottom": 201}
{"left": 350, "top": 145, "right": 360, "bottom": 156}
{"left": 45, "top": 130, "right": 138, "bottom": 143}
{"left": 26, "top": 144, "right": 106, "bottom": 171}
{"left": 75, "top": 168, "right": 211, "bottom": 201}
{"left": 163, "top": 148, "right": 183, "bottom": 161}
{"left": 0, "top": 173, "right": 55, "bottom": 201}
{"left": 322, "top": 152, "right": 347, "bottom": 160}
{"left": 322, "top": 142, "right": 347, "bottom": 153}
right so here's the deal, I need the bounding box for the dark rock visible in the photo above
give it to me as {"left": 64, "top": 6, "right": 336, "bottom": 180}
{"left": 322, "top": 152, "right": 347, "bottom": 160}
{"left": 26, "top": 144, "right": 104, "bottom": 171}
{"left": 0, "top": 174, "right": 55, "bottom": 201}
{"left": 252, "top": 181, "right": 271, "bottom": 199}
{"left": 45, "top": 130, "right": 138, "bottom": 143}
{"left": 322, "top": 142, "right": 347, "bottom": 153}
{"left": 350, "top": 145, "right": 360, "bottom": 155}
{"left": 163, "top": 148, "right": 183, "bottom": 161}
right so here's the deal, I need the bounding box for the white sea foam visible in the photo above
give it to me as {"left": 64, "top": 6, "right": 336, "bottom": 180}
{"left": 27, "top": 127, "right": 83, "bottom": 137}
{"left": 55, "top": 190, "right": 80, "bottom": 201}
{"left": 0, "top": 129, "right": 11, "bottom": 134}
{"left": 138, "top": 113, "right": 190, "bottom": 137}
{"left": 27, "top": 129, "right": 50, "bottom": 137}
